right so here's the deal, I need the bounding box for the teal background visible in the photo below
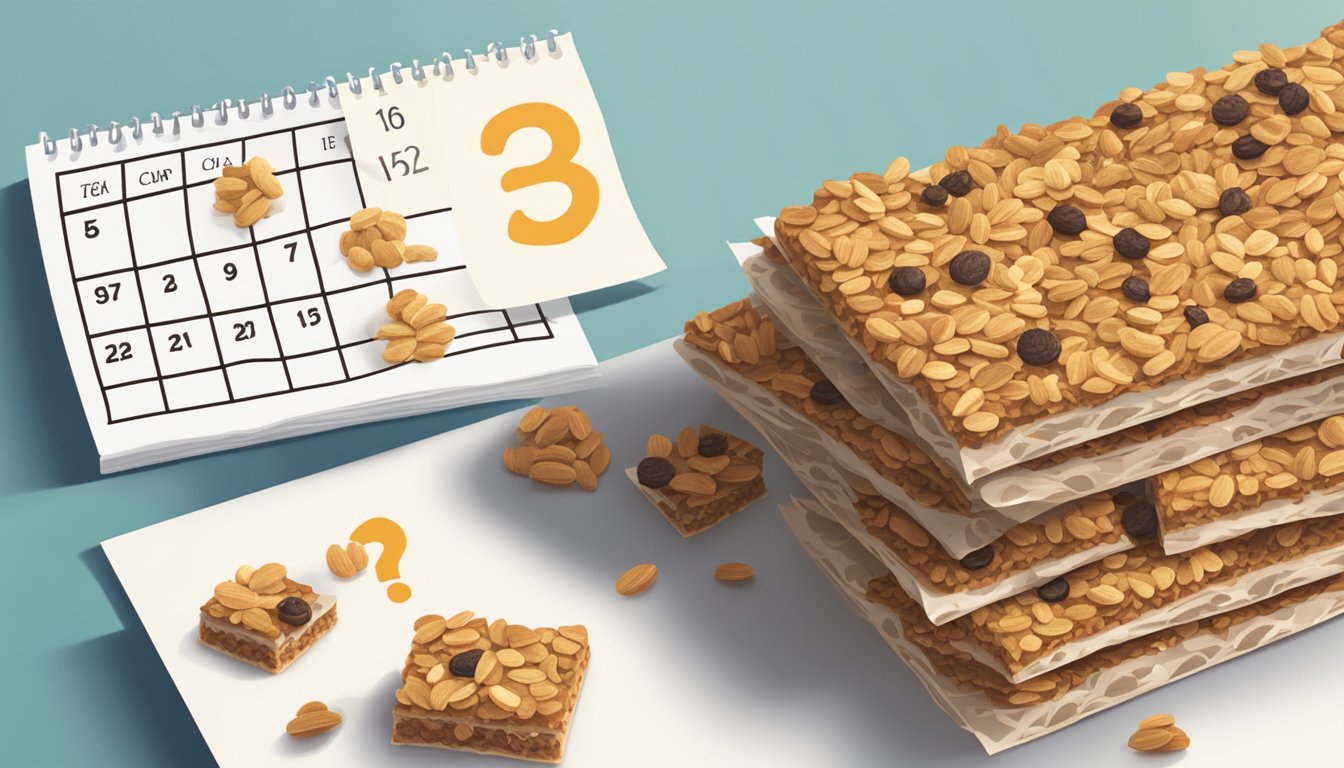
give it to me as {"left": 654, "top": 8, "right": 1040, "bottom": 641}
{"left": 1, "top": 1, "right": 1341, "bottom": 764}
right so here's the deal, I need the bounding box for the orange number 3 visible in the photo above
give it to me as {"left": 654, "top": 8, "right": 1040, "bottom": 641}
{"left": 480, "top": 102, "right": 600, "bottom": 246}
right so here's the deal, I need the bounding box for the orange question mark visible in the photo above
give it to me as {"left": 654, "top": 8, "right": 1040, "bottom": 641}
{"left": 350, "top": 517, "right": 412, "bottom": 603}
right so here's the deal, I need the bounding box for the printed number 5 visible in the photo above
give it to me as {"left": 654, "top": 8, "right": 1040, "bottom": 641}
{"left": 480, "top": 103, "right": 599, "bottom": 246}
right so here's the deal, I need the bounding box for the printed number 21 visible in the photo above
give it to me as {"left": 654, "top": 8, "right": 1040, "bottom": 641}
{"left": 480, "top": 103, "right": 599, "bottom": 246}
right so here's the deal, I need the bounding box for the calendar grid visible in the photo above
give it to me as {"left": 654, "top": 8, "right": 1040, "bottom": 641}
{"left": 58, "top": 117, "right": 559, "bottom": 425}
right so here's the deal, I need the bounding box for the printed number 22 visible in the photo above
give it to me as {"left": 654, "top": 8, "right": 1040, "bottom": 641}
{"left": 480, "top": 103, "right": 599, "bottom": 246}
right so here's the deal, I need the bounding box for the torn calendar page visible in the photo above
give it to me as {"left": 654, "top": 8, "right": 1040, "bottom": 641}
{"left": 25, "top": 94, "right": 597, "bottom": 473}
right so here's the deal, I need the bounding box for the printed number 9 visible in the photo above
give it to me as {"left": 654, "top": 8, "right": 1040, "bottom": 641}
{"left": 480, "top": 102, "right": 598, "bottom": 246}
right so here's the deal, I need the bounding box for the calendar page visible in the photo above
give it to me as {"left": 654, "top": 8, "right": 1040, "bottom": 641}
{"left": 25, "top": 96, "right": 597, "bottom": 472}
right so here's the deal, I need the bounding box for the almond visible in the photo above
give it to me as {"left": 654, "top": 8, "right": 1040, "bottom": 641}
{"left": 529, "top": 461, "right": 577, "bottom": 486}
{"left": 616, "top": 563, "right": 657, "bottom": 596}
{"left": 247, "top": 562, "right": 286, "bottom": 591}
{"left": 669, "top": 473, "right": 716, "bottom": 496}
{"left": 346, "top": 542, "right": 369, "bottom": 572}
{"left": 286, "top": 709, "right": 342, "bottom": 739}
{"left": 326, "top": 544, "right": 356, "bottom": 578}
{"left": 714, "top": 562, "right": 755, "bottom": 582}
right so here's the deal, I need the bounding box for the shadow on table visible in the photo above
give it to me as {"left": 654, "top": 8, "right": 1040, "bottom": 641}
{"left": 0, "top": 180, "right": 102, "bottom": 491}
{"left": 567, "top": 280, "right": 657, "bottom": 316}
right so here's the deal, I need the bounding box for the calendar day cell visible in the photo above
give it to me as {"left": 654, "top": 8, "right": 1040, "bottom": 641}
{"left": 76, "top": 272, "right": 145, "bottom": 334}
{"left": 399, "top": 210, "right": 466, "bottom": 269}
{"left": 323, "top": 283, "right": 388, "bottom": 345}
{"left": 311, "top": 220, "right": 386, "bottom": 292}
{"left": 197, "top": 248, "right": 266, "bottom": 312}
{"left": 341, "top": 340, "right": 387, "bottom": 378}
{"left": 186, "top": 182, "right": 251, "bottom": 254}
{"left": 249, "top": 172, "right": 306, "bottom": 241}
{"left": 257, "top": 237, "right": 321, "bottom": 300}
{"left": 105, "top": 380, "right": 165, "bottom": 421}
{"left": 515, "top": 318, "right": 554, "bottom": 341}
{"left": 149, "top": 318, "right": 220, "bottom": 376}
{"left": 213, "top": 308, "right": 280, "bottom": 364}
{"left": 93, "top": 328, "right": 158, "bottom": 386}
{"left": 138, "top": 262, "right": 208, "bottom": 323}
{"left": 388, "top": 268, "right": 485, "bottom": 314}
{"left": 272, "top": 298, "right": 338, "bottom": 356}
{"left": 224, "top": 360, "right": 289, "bottom": 399}
{"left": 447, "top": 310, "right": 510, "bottom": 337}
{"left": 452, "top": 327, "right": 516, "bottom": 354}
{"left": 64, "top": 208, "right": 132, "bottom": 277}
{"left": 287, "top": 350, "right": 346, "bottom": 389}
{"left": 185, "top": 142, "right": 243, "bottom": 185}
{"left": 126, "top": 192, "right": 192, "bottom": 266}
{"left": 242, "top": 132, "right": 296, "bottom": 172}
{"left": 297, "top": 163, "right": 363, "bottom": 228}
{"left": 124, "top": 155, "right": 184, "bottom": 199}
{"left": 505, "top": 303, "right": 542, "bottom": 325}
{"left": 295, "top": 121, "right": 351, "bottom": 167}
{"left": 58, "top": 164, "right": 123, "bottom": 212}
{"left": 163, "top": 369, "right": 230, "bottom": 410}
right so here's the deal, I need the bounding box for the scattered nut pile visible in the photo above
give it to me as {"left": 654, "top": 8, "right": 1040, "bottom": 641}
{"left": 326, "top": 541, "right": 370, "bottom": 579}
{"left": 340, "top": 207, "right": 438, "bottom": 272}
{"left": 1127, "top": 713, "right": 1190, "bottom": 752}
{"left": 204, "top": 562, "right": 317, "bottom": 638}
{"left": 503, "top": 405, "right": 611, "bottom": 491}
{"left": 213, "top": 156, "right": 282, "bottom": 227}
{"left": 286, "top": 701, "right": 343, "bottom": 739}
{"left": 616, "top": 563, "right": 658, "bottom": 596}
{"left": 375, "top": 289, "right": 456, "bottom": 364}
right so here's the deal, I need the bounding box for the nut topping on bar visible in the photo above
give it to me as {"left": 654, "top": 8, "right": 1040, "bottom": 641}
{"left": 773, "top": 22, "right": 1344, "bottom": 448}
{"left": 629, "top": 422, "right": 766, "bottom": 536}
{"left": 198, "top": 562, "right": 336, "bottom": 674}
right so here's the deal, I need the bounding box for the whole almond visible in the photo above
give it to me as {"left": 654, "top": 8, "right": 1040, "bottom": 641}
{"left": 346, "top": 542, "right": 369, "bottom": 572}
{"left": 371, "top": 239, "right": 403, "bottom": 268}
{"left": 234, "top": 564, "right": 255, "bottom": 585}
{"left": 714, "top": 562, "right": 755, "bottom": 582}
{"left": 646, "top": 434, "right": 673, "bottom": 458}
{"left": 1127, "top": 728, "right": 1174, "bottom": 752}
{"left": 296, "top": 701, "right": 328, "bottom": 716}
{"left": 589, "top": 444, "right": 612, "bottom": 475}
{"left": 518, "top": 406, "right": 548, "bottom": 433}
{"left": 533, "top": 415, "right": 571, "bottom": 447}
{"left": 716, "top": 462, "right": 761, "bottom": 483}
{"left": 286, "top": 709, "right": 342, "bottom": 739}
{"left": 248, "top": 562, "right": 286, "bottom": 591}
{"left": 669, "top": 473, "right": 716, "bottom": 496}
{"left": 566, "top": 409, "right": 592, "bottom": 440}
{"left": 347, "top": 246, "right": 374, "bottom": 271}
{"left": 350, "top": 207, "right": 382, "bottom": 231}
{"left": 326, "top": 544, "right": 357, "bottom": 578}
{"left": 529, "top": 461, "right": 577, "bottom": 486}
{"left": 574, "top": 460, "right": 598, "bottom": 491}
{"left": 616, "top": 563, "right": 658, "bottom": 596}
{"left": 214, "top": 581, "right": 259, "bottom": 610}
{"left": 676, "top": 427, "right": 698, "bottom": 458}
{"left": 403, "top": 244, "right": 438, "bottom": 262}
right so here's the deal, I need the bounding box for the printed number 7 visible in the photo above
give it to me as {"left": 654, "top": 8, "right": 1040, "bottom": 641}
{"left": 480, "top": 103, "right": 599, "bottom": 246}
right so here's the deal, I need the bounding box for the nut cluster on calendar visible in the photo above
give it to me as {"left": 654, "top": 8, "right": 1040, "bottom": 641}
{"left": 212, "top": 156, "right": 284, "bottom": 228}
{"left": 340, "top": 207, "right": 439, "bottom": 272}
{"left": 375, "top": 289, "right": 456, "bottom": 364}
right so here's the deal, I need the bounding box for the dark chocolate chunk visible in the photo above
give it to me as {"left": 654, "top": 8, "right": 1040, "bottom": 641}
{"left": 949, "top": 249, "right": 991, "bottom": 286}
{"left": 889, "top": 266, "right": 926, "bottom": 296}
{"left": 920, "top": 184, "right": 949, "bottom": 207}
{"left": 1109, "top": 102, "right": 1143, "bottom": 128}
{"left": 1224, "top": 277, "right": 1258, "bottom": 303}
{"left": 449, "top": 648, "right": 485, "bottom": 678}
{"left": 1113, "top": 227, "right": 1150, "bottom": 260}
{"left": 1254, "top": 68, "right": 1288, "bottom": 95}
{"left": 1231, "top": 134, "right": 1269, "bottom": 160}
{"left": 275, "top": 597, "right": 312, "bottom": 626}
{"left": 939, "top": 170, "right": 974, "bottom": 197}
{"left": 1183, "top": 305, "right": 1210, "bottom": 328}
{"left": 1121, "top": 501, "right": 1159, "bottom": 539}
{"left": 1211, "top": 94, "right": 1249, "bottom": 126}
{"left": 810, "top": 379, "right": 845, "bottom": 406}
{"left": 1047, "top": 204, "right": 1087, "bottom": 235}
{"left": 1279, "top": 82, "right": 1310, "bottom": 115}
{"left": 697, "top": 433, "right": 729, "bottom": 457}
{"left": 1218, "top": 187, "right": 1252, "bottom": 217}
{"left": 1016, "top": 328, "right": 1062, "bottom": 367}
{"left": 1036, "top": 578, "right": 1070, "bottom": 603}
{"left": 958, "top": 546, "right": 994, "bottom": 571}
{"left": 636, "top": 457, "right": 676, "bottom": 488}
{"left": 1121, "top": 276, "right": 1151, "bottom": 303}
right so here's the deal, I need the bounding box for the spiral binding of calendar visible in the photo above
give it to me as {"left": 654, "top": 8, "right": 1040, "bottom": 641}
{"left": 38, "top": 29, "right": 562, "bottom": 156}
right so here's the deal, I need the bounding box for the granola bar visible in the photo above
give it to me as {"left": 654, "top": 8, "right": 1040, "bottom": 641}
{"left": 771, "top": 20, "right": 1344, "bottom": 451}
{"left": 393, "top": 612, "right": 590, "bottom": 763}
{"left": 627, "top": 425, "right": 765, "bottom": 536}
{"left": 198, "top": 563, "right": 336, "bottom": 674}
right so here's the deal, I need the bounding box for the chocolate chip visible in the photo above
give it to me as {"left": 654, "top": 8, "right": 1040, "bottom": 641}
{"left": 949, "top": 249, "right": 991, "bottom": 286}
{"left": 1218, "top": 187, "right": 1252, "bottom": 217}
{"left": 1211, "top": 94, "right": 1249, "bottom": 126}
{"left": 920, "top": 184, "right": 949, "bottom": 208}
{"left": 1254, "top": 68, "right": 1288, "bottom": 95}
{"left": 1047, "top": 204, "right": 1087, "bottom": 235}
{"left": 697, "top": 433, "right": 728, "bottom": 457}
{"left": 1113, "top": 227, "right": 1150, "bottom": 260}
{"left": 1036, "top": 578, "right": 1070, "bottom": 603}
{"left": 1121, "top": 501, "right": 1159, "bottom": 539}
{"left": 276, "top": 597, "right": 312, "bottom": 626}
{"left": 1109, "top": 103, "right": 1143, "bottom": 128}
{"left": 1278, "top": 82, "right": 1310, "bottom": 115}
{"left": 449, "top": 648, "right": 485, "bottom": 678}
{"left": 1121, "top": 276, "right": 1151, "bottom": 303}
{"left": 1183, "top": 305, "right": 1209, "bottom": 328}
{"left": 1016, "top": 328, "right": 1061, "bottom": 367}
{"left": 636, "top": 457, "right": 676, "bottom": 488}
{"left": 810, "top": 379, "right": 845, "bottom": 406}
{"left": 1224, "top": 277, "right": 1258, "bottom": 303}
{"left": 1231, "top": 134, "right": 1268, "bottom": 160}
{"left": 889, "top": 266, "right": 926, "bottom": 296}
{"left": 939, "top": 170, "right": 974, "bottom": 197}
{"left": 958, "top": 546, "right": 994, "bottom": 571}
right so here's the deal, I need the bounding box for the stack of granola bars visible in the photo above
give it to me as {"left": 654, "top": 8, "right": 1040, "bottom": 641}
{"left": 677, "top": 18, "right": 1344, "bottom": 753}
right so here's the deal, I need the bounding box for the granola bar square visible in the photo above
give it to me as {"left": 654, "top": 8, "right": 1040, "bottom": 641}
{"left": 198, "top": 563, "right": 336, "bottom": 674}
{"left": 627, "top": 425, "right": 767, "bottom": 536}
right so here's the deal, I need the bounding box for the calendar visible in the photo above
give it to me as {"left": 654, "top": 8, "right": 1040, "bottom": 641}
{"left": 22, "top": 35, "right": 634, "bottom": 472}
